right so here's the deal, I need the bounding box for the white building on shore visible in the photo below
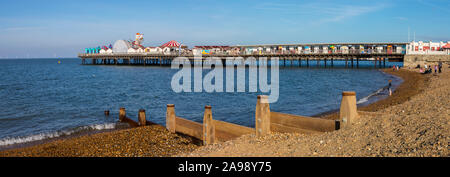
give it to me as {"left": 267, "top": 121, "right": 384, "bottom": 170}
{"left": 407, "top": 41, "right": 450, "bottom": 55}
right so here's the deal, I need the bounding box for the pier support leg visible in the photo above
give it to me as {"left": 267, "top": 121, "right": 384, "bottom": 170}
{"left": 357, "top": 58, "right": 359, "bottom": 68}
{"left": 307, "top": 59, "right": 309, "bottom": 67}
{"left": 256, "top": 95, "right": 271, "bottom": 137}
{"left": 339, "top": 91, "right": 358, "bottom": 126}
{"left": 138, "top": 109, "right": 146, "bottom": 126}
{"left": 379, "top": 58, "right": 382, "bottom": 68}
{"left": 345, "top": 59, "right": 348, "bottom": 68}
{"left": 203, "top": 105, "right": 215, "bottom": 145}
{"left": 383, "top": 58, "right": 386, "bottom": 68}
{"left": 331, "top": 59, "right": 334, "bottom": 67}
{"left": 324, "top": 59, "right": 327, "bottom": 68}
{"left": 351, "top": 58, "right": 354, "bottom": 68}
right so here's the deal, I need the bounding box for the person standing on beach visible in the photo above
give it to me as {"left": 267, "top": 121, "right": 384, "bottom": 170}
{"left": 438, "top": 60, "right": 443, "bottom": 73}
{"left": 434, "top": 65, "right": 438, "bottom": 73}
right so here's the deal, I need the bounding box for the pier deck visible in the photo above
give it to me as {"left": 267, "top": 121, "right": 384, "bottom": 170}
{"left": 78, "top": 52, "right": 405, "bottom": 68}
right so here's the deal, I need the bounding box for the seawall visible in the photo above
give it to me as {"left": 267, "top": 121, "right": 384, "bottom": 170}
{"left": 404, "top": 54, "right": 450, "bottom": 67}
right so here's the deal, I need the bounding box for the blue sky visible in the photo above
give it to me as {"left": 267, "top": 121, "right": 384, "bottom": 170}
{"left": 0, "top": 0, "right": 449, "bottom": 58}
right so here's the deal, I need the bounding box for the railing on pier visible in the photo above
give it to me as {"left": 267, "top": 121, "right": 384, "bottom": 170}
{"left": 79, "top": 49, "right": 406, "bottom": 57}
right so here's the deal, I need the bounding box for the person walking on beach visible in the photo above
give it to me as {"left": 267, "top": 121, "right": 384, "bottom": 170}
{"left": 388, "top": 80, "right": 392, "bottom": 96}
{"left": 434, "top": 65, "right": 438, "bottom": 73}
{"left": 438, "top": 60, "right": 443, "bottom": 73}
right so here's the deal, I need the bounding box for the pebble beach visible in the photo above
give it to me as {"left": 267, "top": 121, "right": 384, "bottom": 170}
{"left": 181, "top": 66, "right": 449, "bottom": 157}
{"left": 0, "top": 66, "right": 448, "bottom": 157}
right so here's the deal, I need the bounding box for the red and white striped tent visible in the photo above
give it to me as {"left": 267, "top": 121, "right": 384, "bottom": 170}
{"left": 160, "top": 40, "right": 181, "bottom": 48}
{"left": 442, "top": 43, "right": 450, "bottom": 49}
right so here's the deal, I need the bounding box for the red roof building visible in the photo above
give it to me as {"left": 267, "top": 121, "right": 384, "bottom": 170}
{"left": 441, "top": 43, "right": 450, "bottom": 49}
{"left": 160, "top": 40, "right": 181, "bottom": 48}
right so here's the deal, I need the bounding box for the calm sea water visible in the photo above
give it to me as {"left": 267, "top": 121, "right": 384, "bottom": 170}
{"left": 0, "top": 58, "right": 402, "bottom": 147}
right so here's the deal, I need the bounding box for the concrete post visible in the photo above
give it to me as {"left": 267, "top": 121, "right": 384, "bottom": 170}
{"left": 256, "top": 95, "right": 271, "bottom": 137}
{"left": 203, "top": 105, "right": 215, "bottom": 145}
{"left": 119, "top": 107, "right": 126, "bottom": 122}
{"left": 339, "top": 91, "right": 358, "bottom": 125}
{"left": 138, "top": 109, "right": 146, "bottom": 126}
{"left": 166, "top": 104, "right": 176, "bottom": 133}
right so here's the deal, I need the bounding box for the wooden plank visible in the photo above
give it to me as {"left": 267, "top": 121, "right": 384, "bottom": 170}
{"left": 213, "top": 120, "right": 254, "bottom": 141}
{"left": 270, "top": 112, "right": 336, "bottom": 132}
{"left": 271, "top": 123, "right": 321, "bottom": 134}
{"left": 175, "top": 117, "right": 203, "bottom": 140}
{"left": 121, "top": 117, "right": 139, "bottom": 128}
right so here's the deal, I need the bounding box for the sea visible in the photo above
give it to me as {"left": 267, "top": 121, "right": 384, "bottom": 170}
{"left": 0, "top": 58, "right": 402, "bottom": 149}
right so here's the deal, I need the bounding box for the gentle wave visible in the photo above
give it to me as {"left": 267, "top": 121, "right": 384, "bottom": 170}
{"left": 0, "top": 123, "right": 117, "bottom": 146}
{"left": 357, "top": 87, "right": 385, "bottom": 104}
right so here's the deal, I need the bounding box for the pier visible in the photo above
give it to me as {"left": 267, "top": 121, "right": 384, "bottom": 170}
{"left": 78, "top": 51, "right": 404, "bottom": 68}
{"left": 78, "top": 42, "right": 408, "bottom": 68}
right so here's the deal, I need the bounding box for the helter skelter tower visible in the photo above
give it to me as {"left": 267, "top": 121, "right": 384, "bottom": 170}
{"left": 133, "top": 33, "right": 144, "bottom": 48}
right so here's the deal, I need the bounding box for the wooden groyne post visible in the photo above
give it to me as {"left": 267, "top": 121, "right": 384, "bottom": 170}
{"left": 339, "top": 91, "right": 358, "bottom": 125}
{"left": 203, "top": 105, "right": 215, "bottom": 145}
{"left": 256, "top": 95, "right": 271, "bottom": 137}
{"left": 118, "top": 107, "right": 139, "bottom": 127}
{"left": 138, "top": 109, "right": 146, "bottom": 126}
{"left": 166, "top": 104, "right": 176, "bottom": 133}
{"left": 119, "top": 107, "right": 126, "bottom": 122}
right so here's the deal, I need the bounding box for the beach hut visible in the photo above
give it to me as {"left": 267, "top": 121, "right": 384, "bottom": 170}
{"left": 322, "top": 46, "right": 328, "bottom": 54}
{"left": 144, "top": 47, "right": 152, "bottom": 53}
{"left": 304, "top": 46, "right": 311, "bottom": 54}
{"left": 136, "top": 47, "right": 144, "bottom": 53}
{"left": 341, "top": 46, "right": 349, "bottom": 54}
{"left": 313, "top": 46, "right": 320, "bottom": 53}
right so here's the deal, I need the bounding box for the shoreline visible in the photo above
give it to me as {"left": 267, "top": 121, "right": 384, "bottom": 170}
{"left": 0, "top": 68, "right": 432, "bottom": 157}
{"left": 182, "top": 66, "right": 447, "bottom": 157}
{"left": 317, "top": 68, "right": 427, "bottom": 120}
{"left": 313, "top": 69, "right": 404, "bottom": 118}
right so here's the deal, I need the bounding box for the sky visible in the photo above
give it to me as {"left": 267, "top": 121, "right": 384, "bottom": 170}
{"left": 0, "top": 0, "right": 449, "bottom": 58}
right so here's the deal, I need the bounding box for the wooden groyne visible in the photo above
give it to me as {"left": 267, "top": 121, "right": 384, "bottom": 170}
{"left": 116, "top": 91, "right": 364, "bottom": 145}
